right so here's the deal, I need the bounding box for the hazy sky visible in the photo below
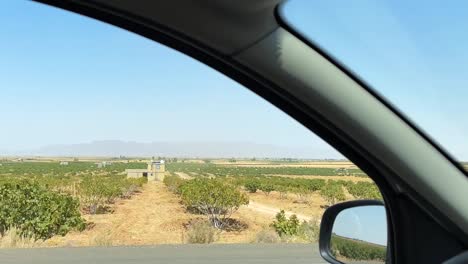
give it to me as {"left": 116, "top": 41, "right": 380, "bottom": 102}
{"left": 282, "top": 0, "right": 468, "bottom": 161}
{"left": 1, "top": 1, "right": 467, "bottom": 161}
{"left": 0, "top": 1, "right": 335, "bottom": 157}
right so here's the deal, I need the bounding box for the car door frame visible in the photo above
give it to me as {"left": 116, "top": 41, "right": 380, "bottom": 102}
{"left": 30, "top": 1, "right": 468, "bottom": 263}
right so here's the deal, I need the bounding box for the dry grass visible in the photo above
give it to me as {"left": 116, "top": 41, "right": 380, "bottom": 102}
{"left": 45, "top": 182, "right": 279, "bottom": 247}
{"left": 46, "top": 182, "right": 193, "bottom": 247}
{"left": 253, "top": 228, "right": 280, "bottom": 243}
{"left": 0, "top": 228, "right": 45, "bottom": 248}
{"left": 186, "top": 220, "right": 217, "bottom": 244}
{"left": 90, "top": 231, "right": 114, "bottom": 247}
{"left": 216, "top": 208, "right": 273, "bottom": 243}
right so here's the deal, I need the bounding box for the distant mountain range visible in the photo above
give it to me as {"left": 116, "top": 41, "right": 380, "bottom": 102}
{"left": 1, "top": 140, "right": 343, "bottom": 159}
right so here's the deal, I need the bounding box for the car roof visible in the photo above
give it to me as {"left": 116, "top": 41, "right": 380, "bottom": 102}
{"left": 54, "top": 0, "right": 282, "bottom": 54}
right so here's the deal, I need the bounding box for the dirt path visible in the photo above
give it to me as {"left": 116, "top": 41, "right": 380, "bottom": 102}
{"left": 246, "top": 201, "right": 312, "bottom": 222}
{"left": 174, "top": 172, "right": 193, "bottom": 179}
{"left": 45, "top": 183, "right": 316, "bottom": 247}
{"left": 47, "top": 182, "right": 191, "bottom": 247}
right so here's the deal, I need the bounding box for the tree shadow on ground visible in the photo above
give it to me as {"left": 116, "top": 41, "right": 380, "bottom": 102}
{"left": 222, "top": 218, "right": 248, "bottom": 232}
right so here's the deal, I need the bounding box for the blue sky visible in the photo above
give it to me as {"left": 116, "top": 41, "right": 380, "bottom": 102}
{"left": 333, "top": 205, "right": 387, "bottom": 246}
{"left": 1, "top": 1, "right": 466, "bottom": 161}
{"left": 0, "top": 1, "right": 336, "bottom": 157}
{"left": 282, "top": 0, "right": 468, "bottom": 161}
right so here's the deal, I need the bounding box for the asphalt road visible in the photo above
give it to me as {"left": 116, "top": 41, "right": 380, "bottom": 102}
{"left": 0, "top": 243, "right": 327, "bottom": 264}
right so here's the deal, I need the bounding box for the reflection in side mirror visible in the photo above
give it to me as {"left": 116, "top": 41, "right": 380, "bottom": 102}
{"left": 331, "top": 205, "right": 387, "bottom": 263}
{"left": 319, "top": 200, "right": 387, "bottom": 264}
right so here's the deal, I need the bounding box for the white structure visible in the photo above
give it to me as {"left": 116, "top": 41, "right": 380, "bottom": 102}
{"left": 96, "top": 161, "right": 112, "bottom": 168}
{"left": 59, "top": 161, "right": 69, "bottom": 166}
{"left": 126, "top": 160, "right": 165, "bottom": 182}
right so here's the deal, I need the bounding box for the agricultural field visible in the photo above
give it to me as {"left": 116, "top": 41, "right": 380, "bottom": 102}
{"left": 0, "top": 158, "right": 383, "bottom": 248}
{"left": 0, "top": 161, "right": 147, "bottom": 243}
{"left": 331, "top": 234, "right": 386, "bottom": 262}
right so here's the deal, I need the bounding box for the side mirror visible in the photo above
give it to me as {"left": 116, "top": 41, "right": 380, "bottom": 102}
{"left": 319, "top": 200, "right": 387, "bottom": 264}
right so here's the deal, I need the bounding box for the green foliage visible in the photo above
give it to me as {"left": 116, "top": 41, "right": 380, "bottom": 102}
{"left": 272, "top": 185, "right": 287, "bottom": 200}
{"left": 244, "top": 180, "right": 261, "bottom": 193}
{"left": 165, "top": 162, "right": 367, "bottom": 177}
{"left": 0, "top": 161, "right": 147, "bottom": 241}
{"left": 320, "top": 181, "right": 346, "bottom": 206}
{"left": 346, "top": 182, "right": 383, "bottom": 200}
{"left": 306, "top": 179, "right": 326, "bottom": 192}
{"left": 0, "top": 181, "right": 85, "bottom": 240}
{"left": 165, "top": 162, "right": 377, "bottom": 208}
{"left": 259, "top": 183, "right": 275, "bottom": 195}
{"left": 271, "top": 210, "right": 300, "bottom": 237}
{"left": 0, "top": 162, "right": 147, "bottom": 215}
{"left": 331, "top": 234, "right": 386, "bottom": 261}
{"left": 180, "top": 178, "right": 249, "bottom": 229}
{"left": 233, "top": 176, "right": 331, "bottom": 199}
{"left": 79, "top": 175, "right": 146, "bottom": 214}
{"left": 163, "top": 174, "right": 186, "bottom": 193}
{"left": 0, "top": 161, "right": 146, "bottom": 178}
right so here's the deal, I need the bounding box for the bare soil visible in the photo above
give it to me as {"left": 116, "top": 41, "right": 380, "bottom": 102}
{"left": 248, "top": 191, "right": 326, "bottom": 220}
{"left": 46, "top": 182, "right": 192, "bottom": 247}
{"left": 45, "top": 182, "right": 291, "bottom": 247}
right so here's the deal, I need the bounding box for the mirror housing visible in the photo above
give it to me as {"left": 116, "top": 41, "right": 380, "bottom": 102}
{"left": 319, "top": 200, "right": 386, "bottom": 264}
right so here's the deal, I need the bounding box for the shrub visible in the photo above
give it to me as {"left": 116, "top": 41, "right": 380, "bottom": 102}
{"left": 163, "top": 174, "right": 186, "bottom": 193}
{"left": 244, "top": 180, "right": 260, "bottom": 193}
{"left": 186, "top": 220, "right": 216, "bottom": 244}
{"left": 346, "top": 182, "right": 383, "bottom": 200}
{"left": 331, "top": 234, "right": 386, "bottom": 261}
{"left": 259, "top": 183, "right": 275, "bottom": 196}
{"left": 78, "top": 176, "right": 144, "bottom": 214}
{"left": 320, "top": 181, "right": 346, "bottom": 207}
{"left": 0, "top": 181, "right": 85, "bottom": 240}
{"left": 297, "top": 219, "right": 320, "bottom": 242}
{"left": 79, "top": 177, "right": 113, "bottom": 214}
{"left": 180, "top": 178, "right": 249, "bottom": 229}
{"left": 306, "top": 179, "right": 326, "bottom": 192}
{"left": 271, "top": 210, "right": 300, "bottom": 237}
{"left": 295, "top": 187, "right": 311, "bottom": 204}
{"left": 254, "top": 228, "right": 280, "bottom": 243}
{"left": 277, "top": 185, "right": 289, "bottom": 200}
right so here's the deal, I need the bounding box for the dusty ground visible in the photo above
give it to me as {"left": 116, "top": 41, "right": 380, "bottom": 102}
{"left": 246, "top": 201, "right": 312, "bottom": 222}
{"left": 248, "top": 191, "right": 325, "bottom": 220}
{"left": 45, "top": 182, "right": 291, "bottom": 247}
{"left": 46, "top": 182, "right": 192, "bottom": 247}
